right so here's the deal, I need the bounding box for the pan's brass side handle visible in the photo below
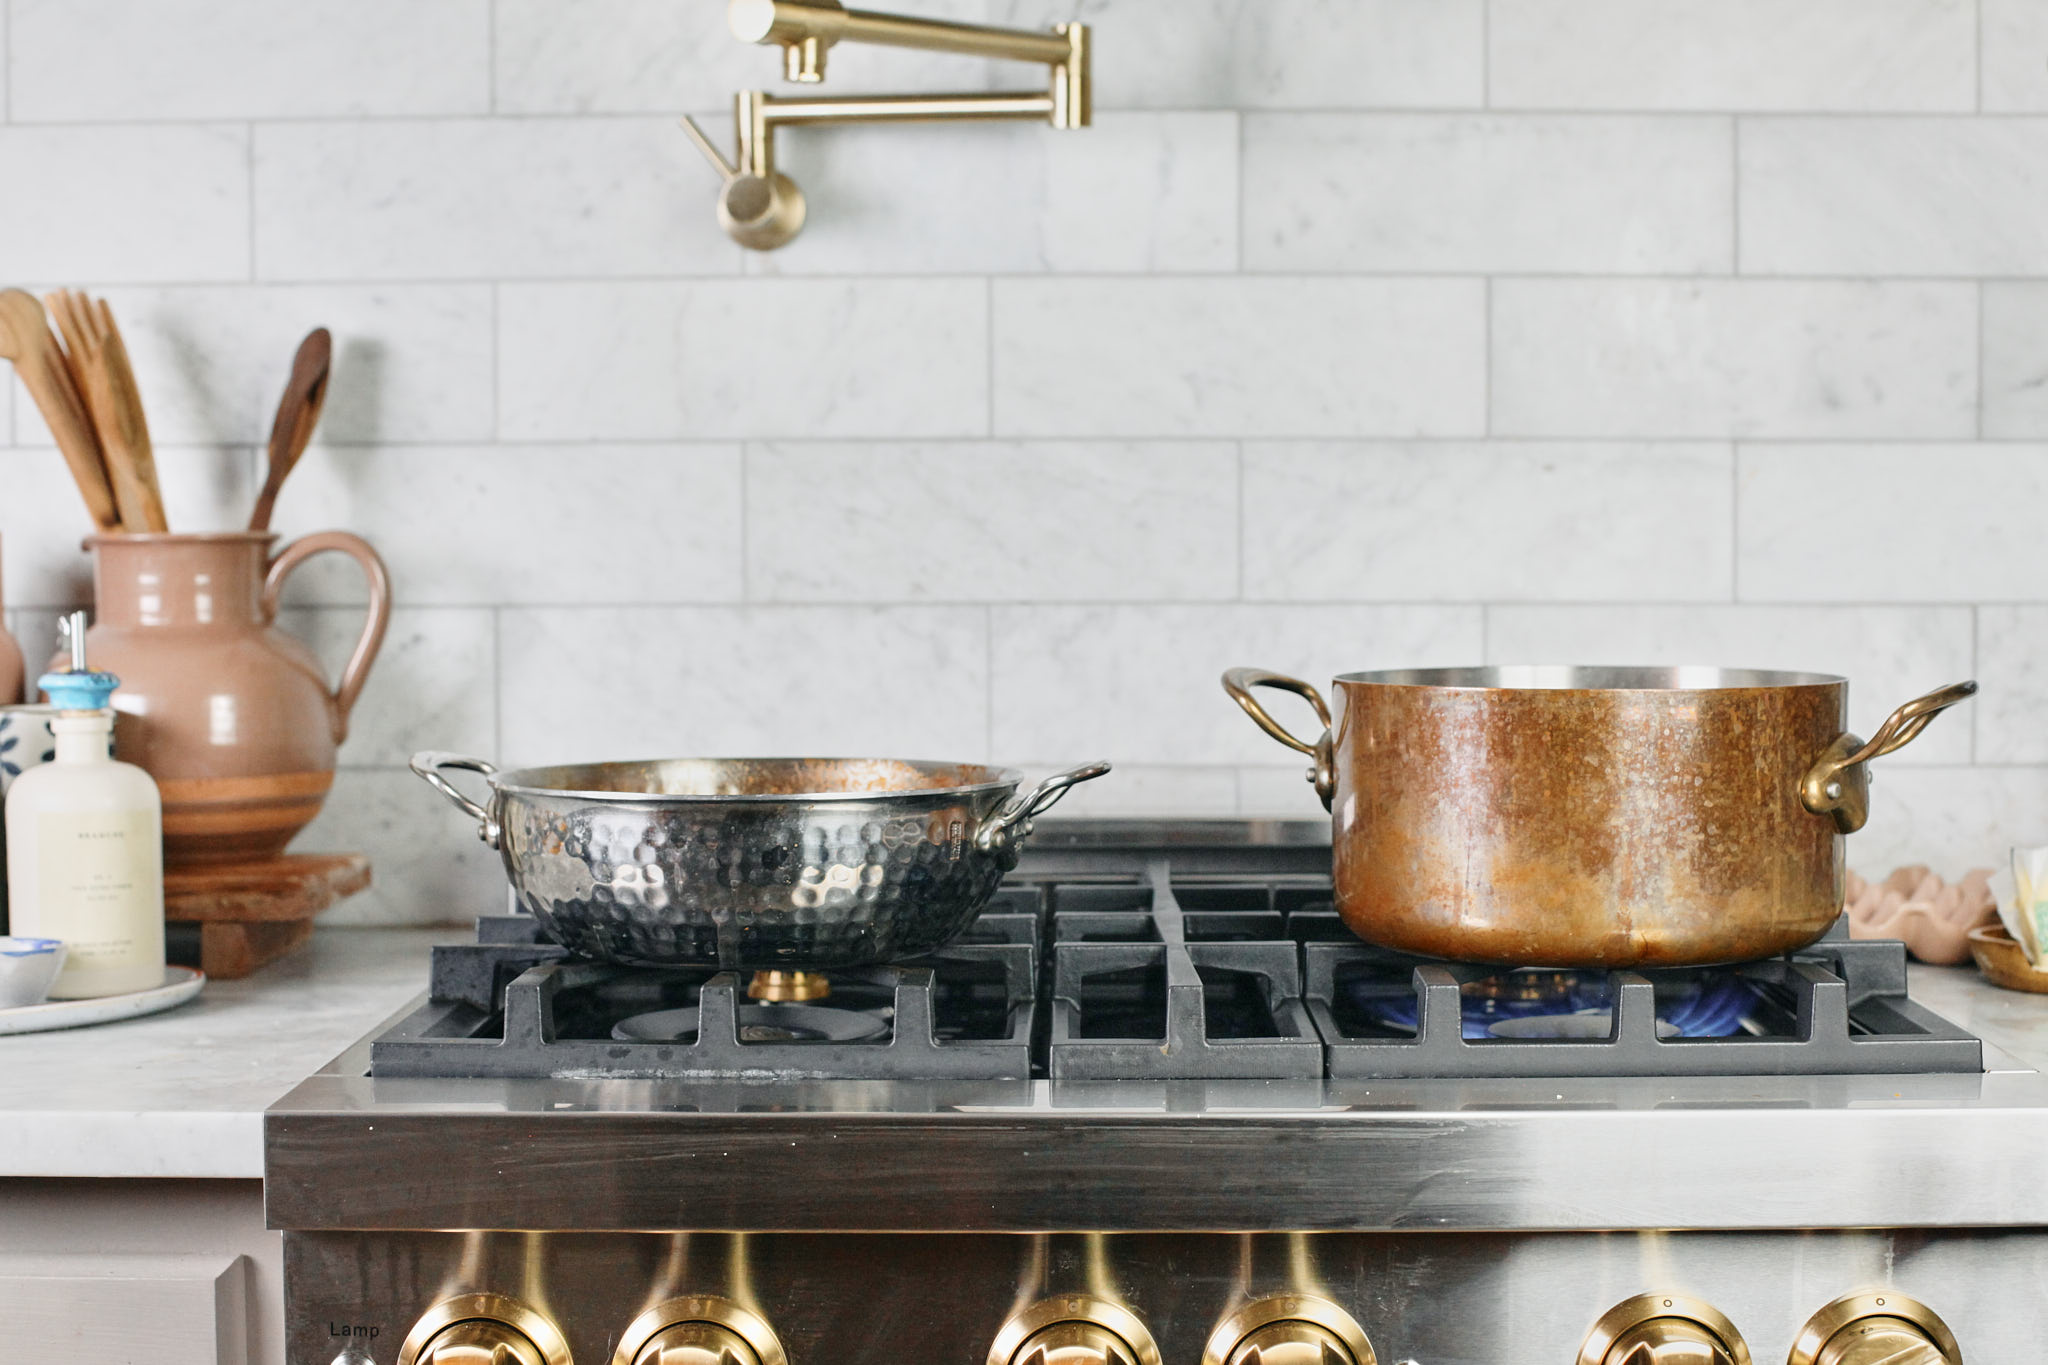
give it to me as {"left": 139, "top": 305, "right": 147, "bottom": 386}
{"left": 411, "top": 750, "right": 503, "bottom": 849}
{"left": 1222, "top": 667, "right": 1337, "bottom": 811}
{"left": 1800, "top": 680, "right": 1977, "bottom": 834}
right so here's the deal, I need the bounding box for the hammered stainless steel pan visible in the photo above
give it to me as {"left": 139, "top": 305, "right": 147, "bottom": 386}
{"left": 1224, "top": 665, "right": 1975, "bottom": 969}
{"left": 411, "top": 752, "right": 1109, "bottom": 968}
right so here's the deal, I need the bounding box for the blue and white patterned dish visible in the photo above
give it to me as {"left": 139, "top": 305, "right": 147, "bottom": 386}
{"left": 0, "top": 936, "right": 67, "bottom": 1008}
{"left": 0, "top": 704, "right": 60, "bottom": 794}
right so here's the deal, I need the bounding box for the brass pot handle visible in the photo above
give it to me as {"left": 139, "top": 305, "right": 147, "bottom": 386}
{"left": 1800, "top": 680, "right": 1977, "bottom": 834}
{"left": 1221, "top": 667, "right": 1337, "bottom": 811}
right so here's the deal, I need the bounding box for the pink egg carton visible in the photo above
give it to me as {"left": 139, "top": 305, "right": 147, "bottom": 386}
{"left": 1844, "top": 865, "right": 1999, "bottom": 966}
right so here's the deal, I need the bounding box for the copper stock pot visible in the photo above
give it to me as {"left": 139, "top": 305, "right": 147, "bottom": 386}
{"left": 1223, "top": 665, "right": 1977, "bottom": 968}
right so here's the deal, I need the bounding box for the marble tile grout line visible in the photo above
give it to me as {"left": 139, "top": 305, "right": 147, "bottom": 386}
{"left": 1730, "top": 116, "right": 1742, "bottom": 274}
{"left": 1976, "top": 279, "right": 1987, "bottom": 439}
{"left": 246, "top": 120, "right": 257, "bottom": 280}
{"left": 1976, "top": 0, "right": 1985, "bottom": 115}
{"left": 1480, "top": 0, "right": 1492, "bottom": 108}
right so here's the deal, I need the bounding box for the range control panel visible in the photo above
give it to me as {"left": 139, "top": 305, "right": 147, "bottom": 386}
{"left": 288, "top": 1230, "right": 2004, "bottom": 1365}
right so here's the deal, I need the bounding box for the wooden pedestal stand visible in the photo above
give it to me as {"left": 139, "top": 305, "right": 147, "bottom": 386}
{"left": 164, "top": 853, "right": 370, "bottom": 978}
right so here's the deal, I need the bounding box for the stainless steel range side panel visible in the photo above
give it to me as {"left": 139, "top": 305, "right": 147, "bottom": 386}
{"left": 282, "top": 1229, "right": 2039, "bottom": 1365}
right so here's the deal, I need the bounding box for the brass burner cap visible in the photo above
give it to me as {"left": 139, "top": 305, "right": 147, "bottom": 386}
{"left": 747, "top": 970, "right": 832, "bottom": 1002}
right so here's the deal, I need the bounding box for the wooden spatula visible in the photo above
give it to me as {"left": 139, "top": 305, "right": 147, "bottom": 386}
{"left": 45, "top": 289, "right": 168, "bottom": 533}
{"left": 0, "top": 289, "right": 120, "bottom": 532}
{"left": 249, "top": 327, "right": 332, "bottom": 533}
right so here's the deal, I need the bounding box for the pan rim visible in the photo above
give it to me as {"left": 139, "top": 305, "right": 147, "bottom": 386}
{"left": 488, "top": 755, "right": 1027, "bottom": 803}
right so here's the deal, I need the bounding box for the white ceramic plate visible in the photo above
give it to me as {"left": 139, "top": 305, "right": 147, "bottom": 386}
{"left": 0, "top": 966, "right": 204, "bottom": 1036}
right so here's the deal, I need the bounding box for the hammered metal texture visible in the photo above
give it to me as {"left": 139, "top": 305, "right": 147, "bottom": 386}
{"left": 487, "top": 759, "right": 1023, "bottom": 968}
{"left": 1323, "top": 668, "right": 1852, "bottom": 968}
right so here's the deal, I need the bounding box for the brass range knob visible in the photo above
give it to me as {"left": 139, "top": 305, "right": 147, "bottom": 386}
{"left": 396, "top": 1294, "right": 572, "bottom": 1365}
{"left": 989, "top": 1295, "right": 1162, "bottom": 1365}
{"left": 1579, "top": 1295, "right": 1751, "bottom": 1365}
{"left": 612, "top": 1296, "right": 788, "bottom": 1365}
{"left": 1787, "top": 1292, "right": 1962, "bottom": 1365}
{"left": 1202, "top": 1295, "right": 1376, "bottom": 1365}
{"left": 1014, "top": 1320, "right": 1143, "bottom": 1365}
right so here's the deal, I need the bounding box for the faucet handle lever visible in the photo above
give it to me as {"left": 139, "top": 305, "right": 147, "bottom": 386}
{"left": 678, "top": 116, "right": 738, "bottom": 182}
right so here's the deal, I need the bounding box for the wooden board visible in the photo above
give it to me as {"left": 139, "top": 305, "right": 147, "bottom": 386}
{"left": 164, "top": 852, "right": 370, "bottom": 979}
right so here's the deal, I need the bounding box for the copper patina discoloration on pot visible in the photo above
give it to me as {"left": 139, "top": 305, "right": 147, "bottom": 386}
{"left": 1224, "top": 666, "right": 1977, "bottom": 968}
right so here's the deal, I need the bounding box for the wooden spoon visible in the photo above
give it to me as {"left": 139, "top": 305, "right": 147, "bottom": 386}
{"left": 0, "top": 289, "right": 120, "bottom": 532}
{"left": 45, "top": 289, "right": 168, "bottom": 533}
{"left": 249, "top": 327, "right": 332, "bottom": 533}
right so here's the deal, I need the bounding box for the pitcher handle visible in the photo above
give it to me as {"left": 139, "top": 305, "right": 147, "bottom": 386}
{"left": 262, "top": 530, "right": 392, "bottom": 746}
{"left": 1800, "top": 680, "right": 1977, "bottom": 834}
{"left": 1222, "top": 667, "right": 1337, "bottom": 811}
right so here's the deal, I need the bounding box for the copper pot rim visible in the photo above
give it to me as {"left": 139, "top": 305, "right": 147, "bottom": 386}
{"left": 1331, "top": 664, "right": 1846, "bottom": 693}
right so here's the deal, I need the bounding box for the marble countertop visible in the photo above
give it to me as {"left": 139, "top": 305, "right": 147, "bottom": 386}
{"left": 0, "top": 927, "right": 450, "bottom": 1179}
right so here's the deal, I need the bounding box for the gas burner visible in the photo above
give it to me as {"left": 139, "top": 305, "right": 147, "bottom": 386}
{"left": 1346, "top": 970, "right": 1761, "bottom": 1041}
{"left": 613, "top": 1002, "right": 889, "bottom": 1044}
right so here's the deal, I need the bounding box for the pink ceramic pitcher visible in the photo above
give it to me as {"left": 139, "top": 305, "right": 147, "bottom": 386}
{"left": 80, "top": 531, "right": 390, "bottom": 865}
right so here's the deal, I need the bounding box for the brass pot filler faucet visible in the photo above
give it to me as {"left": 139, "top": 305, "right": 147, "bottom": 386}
{"left": 681, "top": 0, "right": 1092, "bottom": 249}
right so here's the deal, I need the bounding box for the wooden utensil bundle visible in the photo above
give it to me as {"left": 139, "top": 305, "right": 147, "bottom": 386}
{"left": 2, "top": 290, "right": 336, "bottom": 536}
{"left": 0, "top": 287, "right": 164, "bottom": 534}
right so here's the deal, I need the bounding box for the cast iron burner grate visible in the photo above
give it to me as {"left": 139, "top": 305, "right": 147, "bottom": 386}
{"left": 368, "top": 850, "right": 1981, "bottom": 1082}
{"left": 1046, "top": 861, "right": 1322, "bottom": 1080}
{"left": 370, "top": 891, "right": 1042, "bottom": 1081}
{"left": 1302, "top": 923, "right": 1983, "bottom": 1079}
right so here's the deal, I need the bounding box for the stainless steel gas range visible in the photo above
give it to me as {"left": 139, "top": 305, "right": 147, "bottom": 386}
{"left": 267, "top": 821, "right": 2048, "bottom": 1365}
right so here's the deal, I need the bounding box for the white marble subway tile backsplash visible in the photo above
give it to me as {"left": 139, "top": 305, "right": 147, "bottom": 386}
{"left": 1487, "top": 0, "right": 1975, "bottom": 111}
{"left": 1491, "top": 280, "right": 1977, "bottom": 438}
{"left": 991, "top": 0, "right": 1485, "bottom": 110}
{"left": 6, "top": 0, "right": 2048, "bottom": 918}
{"left": 11, "top": 286, "right": 495, "bottom": 448}
{"left": 1974, "top": 607, "right": 2048, "bottom": 765}
{"left": 1983, "top": 285, "right": 2048, "bottom": 437}
{"left": 989, "top": 604, "right": 1484, "bottom": 765}
{"left": 993, "top": 278, "right": 1486, "bottom": 437}
{"left": 0, "top": 126, "right": 249, "bottom": 283}
{"left": 8, "top": 0, "right": 491, "bottom": 121}
{"left": 1741, "top": 120, "right": 2048, "bottom": 277}
{"left": 493, "top": 0, "right": 1002, "bottom": 115}
{"left": 268, "top": 444, "right": 745, "bottom": 606}
{"left": 1982, "top": 0, "right": 2048, "bottom": 112}
{"left": 747, "top": 441, "right": 1239, "bottom": 602}
{"left": 498, "top": 605, "right": 991, "bottom": 765}
{"left": 1243, "top": 115, "right": 1733, "bottom": 275}
{"left": 500, "top": 280, "right": 989, "bottom": 439}
{"left": 254, "top": 119, "right": 742, "bottom": 281}
{"left": 1737, "top": 445, "right": 2048, "bottom": 603}
{"left": 744, "top": 114, "right": 1239, "bottom": 276}
{"left": 1241, "top": 442, "right": 1733, "bottom": 602}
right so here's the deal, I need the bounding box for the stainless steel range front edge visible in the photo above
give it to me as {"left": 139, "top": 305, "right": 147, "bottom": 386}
{"left": 267, "top": 820, "right": 2048, "bottom": 1365}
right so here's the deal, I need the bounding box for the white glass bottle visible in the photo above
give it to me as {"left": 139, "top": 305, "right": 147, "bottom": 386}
{"left": 5, "top": 613, "right": 164, "bottom": 998}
